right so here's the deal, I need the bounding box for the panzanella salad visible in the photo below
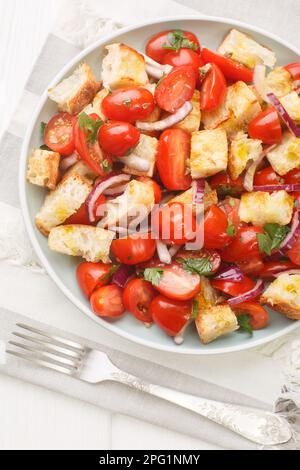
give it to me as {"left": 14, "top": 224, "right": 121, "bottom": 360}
{"left": 27, "top": 28, "right": 300, "bottom": 345}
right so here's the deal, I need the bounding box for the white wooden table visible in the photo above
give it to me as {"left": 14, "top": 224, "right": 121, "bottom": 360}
{"left": 0, "top": 0, "right": 294, "bottom": 450}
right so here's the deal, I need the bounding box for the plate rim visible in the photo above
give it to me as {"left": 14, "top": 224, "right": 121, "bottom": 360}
{"left": 19, "top": 14, "right": 300, "bottom": 356}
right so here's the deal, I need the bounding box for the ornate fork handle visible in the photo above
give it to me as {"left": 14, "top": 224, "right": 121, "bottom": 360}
{"left": 111, "top": 371, "right": 291, "bottom": 447}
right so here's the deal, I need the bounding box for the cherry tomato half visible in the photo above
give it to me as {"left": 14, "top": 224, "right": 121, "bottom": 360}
{"left": 98, "top": 122, "right": 140, "bottom": 157}
{"left": 146, "top": 30, "right": 200, "bottom": 64}
{"left": 137, "top": 177, "right": 162, "bottom": 204}
{"left": 162, "top": 48, "right": 204, "bottom": 76}
{"left": 64, "top": 193, "right": 106, "bottom": 225}
{"left": 209, "top": 173, "right": 244, "bottom": 197}
{"left": 284, "top": 168, "right": 300, "bottom": 201}
{"left": 211, "top": 277, "right": 256, "bottom": 297}
{"left": 153, "top": 262, "right": 201, "bottom": 301}
{"left": 248, "top": 107, "right": 282, "bottom": 145}
{"left": 155, "top": 66, "right": 196, "bottom": 113}
{"left": 157, "top": 129, "right": 192, "bottom": 191}
{"left": 285, "top": 62, "right": 300, "bottom": 81}
{"left": 236, "top": 257, "right": 264, "bottom": 276}
{"left": 201, "top": 48, "right": 254, "bottom": 83}
{"left": 254, "top": 166, "right": 281, "bottom": 187}
{"left": 177, "top": 249, "right": 222, "bottom": 274}
{"left": 123, "top": 278, "right": 157, "bottom": 323}
{"left": 44, "top": 113, "right": 75, "bottom": 156}
{"left": 221, "top": 226, "right": 263, "bottom": 262}
{"left": 101, "top": 87, "right": 155, "bottom": 122}
{"left": 112, "top": 234, "right": 156, "bottom": 265}
{"left": 200, "top": 63, "right": 227, "bottom": 111}
{"left": 149, "top": 295, "right": 192, "bottom": 337}
{"left": 90, "top": 285, "right": 125, "bottom": 318}
{"left": 218, "top": 197, "right": 241, "bottom": 232}
{"left": 77, "top": 262, "right": 116, "bottom": 298}
{"left": 232, "top": 302, "right": 269, "bottom": 330}
{"left": 203, "top": 205, "right": 232, "bottom": 250}
{"left": 152, "top": 202, "right": 196, "bottom": 244}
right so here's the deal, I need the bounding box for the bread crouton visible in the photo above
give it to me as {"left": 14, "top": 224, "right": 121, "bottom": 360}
{"left": 65, "top": 160, "right": 98, "bottom": 183}
{"left": 229, "top": 132, "right": 262, "bottom": 180}
{"left": 98, "top": 180, "right": 155, "bottom": 229}
{"left": 239, "top": 190, "right": 294, "bottom": 227}
{"left": 195, "top": 303, "right": 239, "bottom": 344}
{"left": 102, "top": 43, "right": 149, "bottom": 89}
{"left": 218, "top": 29, "right": 276, "bottom": 68}
{"left": 173, "top": 90, "right": 201, "bottom": 133}
{"left": 123, "top": 134, "right": 158, "bottom": 178}
{"left": 83, "top": 88, "right": 110, "bottom": 120}
{"left": 48, "top": 63, "right": 101, "bottom": 115}
{"left": 27, "top": 149, "right": 60, "bottom": 190}
{"left": 265, "top": 67, "right": 293, "bottom": 98}
{"left": 261, "top": 274, "right": 300, "bottom": 320}
{"left": 169, "top": 183, "right": 218, "bottom": 214}
{"left": 280, "top": 92, "right": 300, "bottom": 122}
{"left": 266, "top": 132, "right": 300, "bottom": 176}
{"left": 35, "top": 174, "right": 92, "bottom": 236}
{"left": 202, "top": 81, "right": 261, "bottom": 138}
{"left": 48, "top": 225, "right": 114, "bottom": 263}
{"left": 190, "top": 129, "right": 228, "bottom": 179}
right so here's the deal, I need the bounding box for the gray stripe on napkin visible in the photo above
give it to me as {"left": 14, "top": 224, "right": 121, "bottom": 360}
{"left": 0, "top": 307, "right": 271, "bottom": 450}
{"left": 0, "top": 133, "right": 22, "bottom": 208}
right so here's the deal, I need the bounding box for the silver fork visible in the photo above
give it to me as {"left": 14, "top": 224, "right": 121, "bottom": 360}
{"left": 6, "top": 323, "right": 291, "bottom": 447}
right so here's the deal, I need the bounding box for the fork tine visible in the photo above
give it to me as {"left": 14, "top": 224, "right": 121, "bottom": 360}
{"left": 6, "top": 350, "right": 75, "bottom": 376}
{"left": 12, "top": 332, "right": 83, "bottom": 360}
{"left": 16, "top": 324, "right": 85, "bottom": 353}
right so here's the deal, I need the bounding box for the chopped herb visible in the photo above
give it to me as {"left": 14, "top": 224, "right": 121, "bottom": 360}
{"left": 162, "top": 30, "right": 197, "bottom": 52}
{"left": 237, "top": 315, "right": 253, "bottom": 336}
{"left": 257, "top": 223, "right": 290, "bottom": 256}
{"left": 142, "top": 103, "right": 151, "bottom": 110}
{"left": 127, "top": 256, "right": 133, "bottom": 261}
{"left": 125, "top": 146, "right": 137, "bottom": 156}
{"left": 226, "top": 219, "right": 237, "bottom": 237}
{"left": 40, "top": 122, "right": 47, "bottom": 138}
{"left": 144, "top": 268, "right": 164, "bottom": 287}
{"left": 78, "top": 113, "right": 103, "bottom": 143}
{"left": 123, "top": 98, "right": 132, "bottom": 107}
{"left": 228, "top": 198, "right": 236, "bottom": 207}
{"left": 191, "top": 300, "right": 199, "bottom": 320}
{"left": 103, "top": 265, "right": 120, "bottom": 282}
{"left": 199, "top": 64, "right": 211, "bottom": 80}
{"left": 100, "top": 159, "right": 112, "bottom": 174}
{"left": 156, "top": 75, "right": 165, "bottom": 88}
{"left": 177, "top": 257, "right": 212, "bottom": 276}
{"left": 39, "top": 144, "right": 51, "bottom": 151}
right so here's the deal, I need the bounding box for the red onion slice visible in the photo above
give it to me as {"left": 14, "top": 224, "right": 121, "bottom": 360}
{"left": 60, "top": 153, "right": 79, "bottom": 172}
{"left": 193, "top": 179, "right": 205, "bottom": 205}
{"left": 112, "top": 265, "right": 135, "bottom": 288}
{"left": 169, "top": 244, "right": 181, "bottom": 259}
{"left": 214, "top": 266, "right": 245, "bottom": 283}
{"left": 136, "top": 101, "right": 193, "bottom": 132}
{"left": 274, "top": 269, "right": 300, "bottom": 277}
{"left": 104, "top": 183, "right": 129, "bottom": 196}
{"left": 279, "top": 210, "right": 300, "bottom": 251}
{"left": 142, "top": 53, "right": 173, "bottom": 73}
{"left": 243, "top": 145, "right": 276, "bottom": 192}
{"left": 267, "top": 92, "right": 300, "bottom": 137}
{"left": 156, "top": 240, "right": 172, "bottom": 264}
{"left": 253, "top": 183, "right": 300, "bottom": 192}
{"left": 228, "top": 280, "right": 264, "bottom": 306}
{"left": 118, "top": 155, "right": 150, "bottom": 173}
{"left": 87, "top": 174, "right": 131, "bottom": 223}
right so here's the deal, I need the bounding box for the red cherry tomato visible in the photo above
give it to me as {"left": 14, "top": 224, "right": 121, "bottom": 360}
{"left": 254, "top": 166, "right": 281, "bottom": 187}
{"left": 123, "top": 278, "right": 157, "bottom": 323}
{"left": 259, "top": 260, "right": 298, "bottom": 279}
{"left": 65, "top": 194, "right": 106, "bottom": 225}
{"left": 218, "top": 197, "right": 241, "bottom": 232}
{"left": 153, "top": 262, "right": 201, "bottom": 301}
{"left": 149, "top": 295, "right": 192, "bottom": 337}
{"left": 44, "top": 113, "right": 75, "bottom": 156}
{"left": 201, "top": 48, "right": 254, "bottom": 83}
{"left": 73, "top": 114, "right": 111, "bottom": 175}
{"left": 76, "top": 262, "right": 115, "bottom": 298}
{"left": 284, "top": 62, "right": 300, "bottom": 80}
{"left": 211, "top": 277, "right": 256, "bottom": 297}
{"left": 200, "top": 63, "right": 227, "bottom": 111}
{"left": 98, "top": 121, "right": 140, "bottom": 157}
{"left": 152, "top": 202, "right": 196, "bottom": 244}
{"left": 112, "top": 234, "right": 156, "bottom": 265}
{"left": 101, "top": 87, "right": 155, "bottom": 122}
{"left": 177, "top": 249, "right": 222, "bottom": 274}
{"left": 248, "top": 107, "right": 282, "bottom": 145}
{"left": 232, "top": 302, "right": 269, "bottom": 330}
{"left": 221, "top": 226, "right": 263, "bottom": 262}
{"left": 155, "top": 66, "right": 196, "bottom": 113}
{"left": 287, "top": 233, "right": 300, "bottom": 266}
{"left": 146, "top": 30, "right": 200, "bottom": 64}
{"left": 209, "top": 173, "right": 244, "bottom": 197}
{"left": 157, "top": 129, "right": 192, "bottom": 191}
{"left": 162, "top": 48, "right": 204, "bottom": 75}
{"left": 137, "top": 177, "right": 162, "bottom": 204}
{"left": 284, "top": 168, "right": 300, "bottom": 201}
{"left": 203, "top": 205, "right": 232, "bottom": 249}
{"left": 90, "top": 285, "right": 125, "bottom": 318}
{"left": 236, "top": 257, "right": 264, "bottom": 276}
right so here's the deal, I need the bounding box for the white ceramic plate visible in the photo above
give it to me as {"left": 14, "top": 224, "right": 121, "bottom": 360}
{"left": 20, "top": 15, "right": 300, "bottom": 355}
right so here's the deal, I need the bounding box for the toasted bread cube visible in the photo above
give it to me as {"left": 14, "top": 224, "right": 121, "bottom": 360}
{"left": 196, "top": 276, "right": 223, "bottom": 311}
{"left": 123, "top": 134, "right": 158, "bottom": 178}
{"left": 173, "top": 90, "right": 201, "bottom": 133}
{"left": 195, "top": 304, "right": 239, "bottom": 344}
{"left": 202, "top": 82, "right": 261, "bottom": 138}
{"left": 229, "top": 132, "right": 262, "bottom": 180}
{"left": 267, "top": 132, "right": 300, "bottom": 176}
{"left": 239, "top": 190, "right": 294, "bottom": 227}
{"left": 65, "top": 161, "right": 98, "bottom": 183}
{"left": 218, "top": 29, "right": 276, "bottom": 68}
{"left": 102, "top": 43, "right": 149, "bottom": 89}
{"left": 265, "top": 67, "right": 293, "bottom": 98}
{"left": 48, "top": 225, "right": 114, "bottom": 263}
{"left": 170, "top": 183, "right": 218, "bottom": 214}
{"left": 280, "top": 92, "right": 300, "bottom": 122}
{"left": 27, "top": 149, "right": 60, "bottom": 190}
{"left": 191, "top": 129, "right": 228, "bottom": 179}
{"left": 83, "top": 88, "right": 110, "bottom": 120}
{"left": 261, "top": 274, "right": 300, "bottom": 320}
{"left": 48, "top": 63, "right": 101, "bottom": 115}
{"left": 98, "top": 180, "right": 155, "bottom": 229}
{"left": 35, "top": 174, "right": 92, "bottom": 236}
